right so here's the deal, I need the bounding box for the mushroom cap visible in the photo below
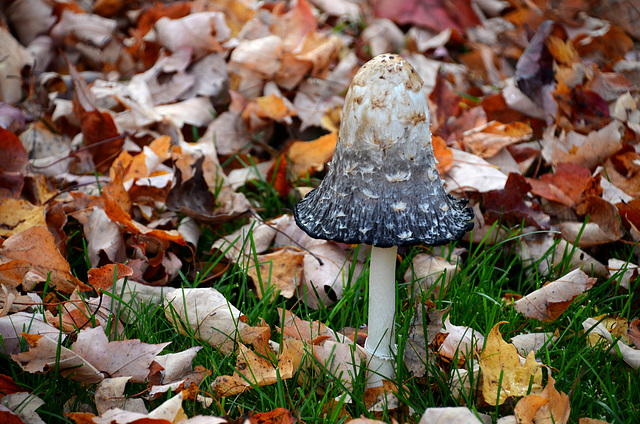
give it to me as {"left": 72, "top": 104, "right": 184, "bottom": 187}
{"left": 294, "top": 54, "right": 474, "bottom": 248}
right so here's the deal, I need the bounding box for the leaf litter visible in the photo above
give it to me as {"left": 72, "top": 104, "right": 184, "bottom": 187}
{"left": 0, "top": 0, "right": 639, "bottom": 422}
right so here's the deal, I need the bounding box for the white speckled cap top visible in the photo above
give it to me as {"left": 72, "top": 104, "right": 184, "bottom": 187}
{"left": 294, "top": 54, "right": 473, "bottom": 248}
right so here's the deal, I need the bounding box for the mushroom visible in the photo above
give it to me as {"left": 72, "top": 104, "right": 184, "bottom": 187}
{"left": 293, "top": 54, "right": 474, "bottom": 387}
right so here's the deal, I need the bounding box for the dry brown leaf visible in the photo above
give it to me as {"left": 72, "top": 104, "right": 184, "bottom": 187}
{"left": 74, "top": 392, "right": 186, "bottom": 423}
{"left": 0, "top": 312, "right": 64, "bottom": 356}
{"left": 87, "top": 263, "right": 133, "bottom": 292}
{"left": 0, "top": 26, "right": 34, "bottom": 104}
{"left": 462, "top": 121, "right": 532, "bottom": 159}
{"left": 628, "top": 318, "right": 640, "bottom": 349}
{"left": 313, "top": 339, "right": 367, "bottom": 390}
{"left": 71, "top": 326, "right": 169, "bottom": 383}
{"left": 278, "top": 309, "right": 341, "bottom": 343}
{"left": 403, "top": 254, "right": 458, "bottom": 298}
{"left": 83, "top": 207, "right": 125, "bottom": 269}
{"left": 211, "top": 343, "right": 293, "bottom": 397}
{"left": 0, "top": 392, "right": 45, "bottom": 424}
{"left": 418, "top": 406, "right": 487, "bottom": 424}
{"left": 541, "top": 120, "right": 622, "bottom": 169}
{"left": 517, "top": 232, "right": 608, "bottom": 278}
{"left": 438, "top": 319, "right": 484, "bottom": 362}
{"left": 211, "top": 218, "right": 278, "bottom": 264}
{"left": 12, "top": 333, "right": 104, "bottom": 383}
{"left": 164, "top": 287, "right": 247, "bottom": 354}
{"left": 514, "top": 269, "right": 596, "bottom": 322}
{"left": 155, "top": 12, "right": 229, "bottom": 57}
{"left": 0, "top": 226, "right": 89, "bottom": 293}
{"left": 95, "top": 377, "right": 146, "bottom": 415}
{"left": 444, "top": 149, "right": 508, "bottom": 194}
{"left": 247, "top": 249, "right": 304, "bottom": 299}
{"left": 153, "top": 346, "right": 203, "bottom": 385}
{"left": 582, "top": 318, "right": 640, "bottom": 369}
{"left": 0, "top": 198, "right": 46, "bottom": 238}
{"left": 299, "top": 242, "right": 365, "bottom": 309}
{"left": 0, "top": 260, "right": 31, "bottom": 289}
{"left": 404, "top": 303, "right": 446, "bottom": 378}
{"left": 510, "top": 332, "right": 559, "bottom": 357}
{"left": 479, "top": 322, "right": 543, "bottom": 405}
{"left": 514, "top": 374, "right": 570, "bottom": 424}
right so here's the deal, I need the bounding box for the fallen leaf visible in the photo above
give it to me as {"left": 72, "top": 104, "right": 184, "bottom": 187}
{"left": 164, "top": 287, "right": 247, "bottom": 354}
{"left": 404, "top": 303, "right": 446, "bottom": 378}
{"left": 95, "top": 377, "right": 146, "bottom": 415}
{"left": 12, "top": 333, "right": 104, "bottom": 383}
{"left": 403, "top": 254, "right": 459, "bottom": 298}
{"left": 484, "top": 173, "right": 550, "bottom": 230}
{"left": 438, "top": 318, "right": 484, "bottom": 363}
{"left": 83, "top": 207, "right": 125, "bottom": 268}
{"left": 87, "top": 263, "right": 133, "bottom": 292}
{"left": 68, "top": 62, "right": 122, "bottom": 173}
{"left": 0, "top": 226, "right": 88, "bottom": 293}
{"left": 528, "top": 162, "right": 592, "bottom": 207}
{"left": 433, "top": 135, "right": 454, "bottom": 175}
{"left": 1, "top": 392, "right": 45, "bottom": 424}
{"left": 288, "top": 132, "right": 338, "bottom": 178}
{"left": 0, "top": 127, "right": 28, "bottom": 173}
{"left": 251, "top": 408, "right": 296, "bottom": 424}
{"left": 514, "top": 269, "right": 596, "bottom": 322}
{"left": 511, "top": 332, "right": 559, "bottom": 357}
{"left": 0, "top": 198, "right": 46, "bottom": 238}
{"left": 629, "top": 318, "right": 640, "bottom": 349}
{"left": 372, "top": 0, "right": 481, "bottom": 33}
{"left": 444, "top": 149, "right": 508, "bottom": 194}
{"left": 299, "top": 242, "right": 365, "bottom": 309}
{"left": 247, "top": 249, "right": 304, "bottom": 299}
{"left": 541, "top": 120, "right": 623, "bottom": 169}
{"left": 418, "top": 406, "right": 487, "bottom": 424}
{"left": 518, "top": 232, "right": 608, "bottom": 278}
{"left": 211, "top": 343, "right": 293, "bottom": 397}
{"left": 71, "top": 326, "right": 169, "bottom": 383}
{"left": 462, "top": 121, "right": 532, "bottom": 159}
{"left": 557, "top": 196, "right": 624, "bottom": 247}
{"left": 479, "top": 322, "right": 543, "bottom": 405}
{"left": 582, "top": 318, "right": 640, "bottom": 369}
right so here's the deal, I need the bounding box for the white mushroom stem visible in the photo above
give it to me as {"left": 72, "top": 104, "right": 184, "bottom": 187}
{"left": 364, "top": 245, "right": 398, "bottom": 387}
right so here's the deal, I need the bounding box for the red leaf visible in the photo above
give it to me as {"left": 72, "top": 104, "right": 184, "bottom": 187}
{"left": 528, "top": 162, "right": 592, "bottom": 207}
{"left": 484, "top": 173, "right": 550, "bottom": 230}
{"left": 68, "top": 62, "right": 122, "bottom": 172}
{"left": 0, "top": 127, "right": 28, "bottom": 173}
{"left": 372, "top": 0, "right": 480, "bottom": 33}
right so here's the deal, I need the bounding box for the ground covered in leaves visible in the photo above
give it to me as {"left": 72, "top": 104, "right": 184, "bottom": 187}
{"left": 0, "top": 0, "right": 640, "bottom": 423}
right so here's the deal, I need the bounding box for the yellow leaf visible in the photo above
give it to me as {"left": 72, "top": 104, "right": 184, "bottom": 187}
{"left": 479, "top": 322, "right": 543, "bottom": 405}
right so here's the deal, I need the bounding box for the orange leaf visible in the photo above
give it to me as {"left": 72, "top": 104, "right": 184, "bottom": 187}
{"left": 433, "top": 135, "right": 453, "bottom": 174}
{"left": 266, "top": 155, "right": 290, "bottom": 197}
{"left": 288, "top": 132, "right": 338, "bottom": 177}
{"left": 87, "top": 264, "right": 134, "bottom": 291}
{"left": 0, "top": 226, "right": 89, "bottom": 293}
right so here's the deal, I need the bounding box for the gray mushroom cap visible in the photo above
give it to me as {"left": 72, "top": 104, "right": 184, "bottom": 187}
{"left": 294, "top": 54, "right": 474, "bottom": 248}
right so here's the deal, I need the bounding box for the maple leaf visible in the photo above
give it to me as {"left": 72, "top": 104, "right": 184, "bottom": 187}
{"left": 479, "top": 322, "right": 543, "bottom": 405}
{"left": 71, "top": 326, "right": 170, "bottom": 383}
{"left": 0, "top": 226, "right": 89, "bottom": 293}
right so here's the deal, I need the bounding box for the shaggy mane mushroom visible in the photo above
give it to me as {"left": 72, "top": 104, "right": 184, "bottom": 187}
{"left": 294, "top": 54, "right": 474, "bottom": 387}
